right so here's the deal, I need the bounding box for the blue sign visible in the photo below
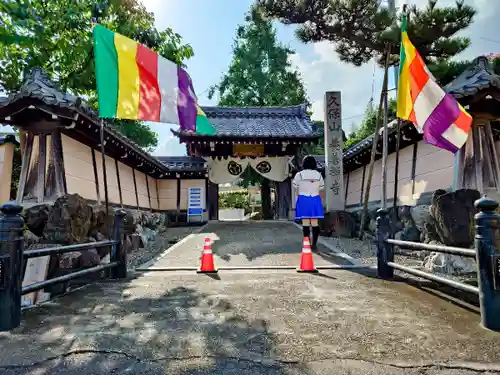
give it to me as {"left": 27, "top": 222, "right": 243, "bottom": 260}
{"left": 187, "top": 187, "right": 204, "bottom": 222}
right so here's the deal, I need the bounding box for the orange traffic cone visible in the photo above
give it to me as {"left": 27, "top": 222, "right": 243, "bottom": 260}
{"left": 297, "top": 237, "right": 318, "bottom": 273}
{"left": 197, "top": 236, "right": 218, "bottom": 274}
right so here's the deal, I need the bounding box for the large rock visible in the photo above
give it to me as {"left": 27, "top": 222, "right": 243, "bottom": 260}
{"left": 423, "top": 241, "right": 477, "bottom": 275}
{"left": 411, "top": 205, "right": 431, "bottom": 232}
{"left": 122, "top": 209, "right": 143, "bottom": 235}
{"left": 428, "top": 189, "right": 480, "bottom": 248}
{"left": 320, "top": 211, "right": 357, "bottom": 237}
{"left": 43, "top": 194, "right": 93, "bottom": 244}
{"left": 88, "top": 203, "right": 115, "bottom": 238}
{"left": 22, "top": 204, "right": 51, "bottom": 236}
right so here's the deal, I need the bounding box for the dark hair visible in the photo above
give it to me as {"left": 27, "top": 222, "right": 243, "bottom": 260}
{"left": 302, "top": 155, "right": 317, "bottom": 170}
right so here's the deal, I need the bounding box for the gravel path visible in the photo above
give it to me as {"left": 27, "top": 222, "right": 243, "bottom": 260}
{"left": 127, "top": 226, "right": 204, "bottom": 270}
{"left": 319, "top": 235, "right": 478, "bottom": 286}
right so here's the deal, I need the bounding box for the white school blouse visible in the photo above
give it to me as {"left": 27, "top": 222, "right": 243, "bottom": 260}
{"left": 292, "top": 169, "right": 325, "bottom": 197}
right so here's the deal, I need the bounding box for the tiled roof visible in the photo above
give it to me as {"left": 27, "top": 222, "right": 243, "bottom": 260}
{"left": 445, "top": 56, "right": 500, "bottom": 98}
{"left": 173, "top": 105, "right": 317, "bottom": 139}
{"left": 0, "top": 134, "right": 19, "bottom": 146}
{"left": 156, "top": 156, "right": 207, "bottom": 172}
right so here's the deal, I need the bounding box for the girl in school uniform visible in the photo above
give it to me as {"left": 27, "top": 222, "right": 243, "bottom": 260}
{"left": 293, "top": 155, "right": 325, "bottom": 250}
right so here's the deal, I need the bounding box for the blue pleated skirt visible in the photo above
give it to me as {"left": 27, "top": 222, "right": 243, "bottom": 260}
{"left": 295, "top": 194, "right": 324, "bottom": 220}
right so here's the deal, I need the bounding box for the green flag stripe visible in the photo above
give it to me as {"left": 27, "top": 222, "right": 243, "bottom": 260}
{"left": 398, "top": 14, "right": 407, "bottom": 77}
{"left": 195, "top": 115, "right": 216, "bottom": 135}
{"left": 93, "top": 25, "right": 118, "bottom": 118}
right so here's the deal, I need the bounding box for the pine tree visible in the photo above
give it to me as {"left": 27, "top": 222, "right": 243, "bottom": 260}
{"left": 209, "top": 7, "right": 310, "bottom": 218}
{"left": 257, "top": 0, "right": 476, "bottom": 67}
{"left": 208, "top": 6, "right": 309, "bottom": 107}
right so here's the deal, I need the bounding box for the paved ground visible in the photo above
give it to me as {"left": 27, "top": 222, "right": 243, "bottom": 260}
{"left": 1, "top": 221, "right": 500, "bottom": 374}
{"left": 137, "top": 221, "right": 353, "bottom": 270}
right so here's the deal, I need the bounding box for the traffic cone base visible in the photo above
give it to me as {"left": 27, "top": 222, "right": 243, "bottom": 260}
{"left": 197, "top": 236, "right": 218, "bottom": 274}
{"left": 197, "top": 269, "right": 218, "bottom": 274}
{"left": 297, "top": 237, "right": 317, "bottom": 273}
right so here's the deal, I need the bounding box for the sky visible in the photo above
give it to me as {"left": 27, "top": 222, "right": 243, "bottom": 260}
{"left": 144, "top": 0, "right": 500, "bottom": 157}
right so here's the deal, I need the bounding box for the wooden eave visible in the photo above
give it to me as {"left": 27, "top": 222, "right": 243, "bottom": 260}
{"left": 170, "top": 128, "right": 320, "bottom": 144}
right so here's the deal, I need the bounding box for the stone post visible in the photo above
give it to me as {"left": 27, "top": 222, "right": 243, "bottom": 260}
{"left": 474, "top": 197, "right": 500, "bottom": 331}
{"left": 0, "top": 136, "right": 16, "bottom": 205}
{"left": 324, "top": 92, "right": 344, "bottom": 211}
{"left": 0, "top": 202, "right": 25, "bottom": 332}
{"left": 375, "top": 208, "right": 394, "bottom": 279}
{"left": 110, "top": 209, "right": 127, "bottom": 279}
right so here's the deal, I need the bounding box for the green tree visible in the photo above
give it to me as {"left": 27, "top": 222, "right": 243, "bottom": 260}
{"left": 0, "top": 0, "right": 194, "bottom": 151}
{"left": 257, "top": 0, "right": 476, "bottom": 67}
{"left": 208, "top": 6, "right": 310, "bottom": 187}
{"left": 344, "top": 99, "right": 397, "bottom": 150}
{"left": 209, "top": 6, "right": 308, "bottom": 107}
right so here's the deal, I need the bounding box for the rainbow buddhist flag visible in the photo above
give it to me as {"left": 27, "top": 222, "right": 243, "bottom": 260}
{"left": 92, "top": 25, "right": 216, "bottom": 135}
{"left": 397, "top": 14, "right": 472, "bottom": 153}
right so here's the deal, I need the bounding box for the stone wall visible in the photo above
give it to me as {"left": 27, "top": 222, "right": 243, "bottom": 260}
{"left": 344, "top": 188, "right": 481, "bottom": 276}
{"left": 21, "top": 193, "right": 167, "bottom": 292}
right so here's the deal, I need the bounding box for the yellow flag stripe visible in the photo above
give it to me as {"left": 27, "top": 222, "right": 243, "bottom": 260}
{"left": 396, "top": 33, "right": 417, "bottom": 120}
{"left": 114, "top": 33, "right": 140, "bottom": 119}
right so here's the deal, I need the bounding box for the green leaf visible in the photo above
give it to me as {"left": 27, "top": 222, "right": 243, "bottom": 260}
{"left": 0, "top": 0, "right": 194, "bottom": 151}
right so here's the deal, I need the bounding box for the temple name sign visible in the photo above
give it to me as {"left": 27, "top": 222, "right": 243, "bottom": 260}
{"left": 324, "top": 91, "right": 344, "bottom": 211}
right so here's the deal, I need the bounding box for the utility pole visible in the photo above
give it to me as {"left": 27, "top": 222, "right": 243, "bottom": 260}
{"left": 388, "top": 0, "right": 398, "bottom": 88}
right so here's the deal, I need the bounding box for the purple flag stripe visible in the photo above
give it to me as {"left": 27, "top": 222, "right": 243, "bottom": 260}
{"left": 422, "top": 93, "right": 461, "bottom": 135}
{"left": 177, "top": 66, "right": 197, "bottom": 132}
{"left": 424, "top": 131, "right": 459, "bottom": 154}
{"left": 422, "top": 93, "right": 462, "bottom": 153}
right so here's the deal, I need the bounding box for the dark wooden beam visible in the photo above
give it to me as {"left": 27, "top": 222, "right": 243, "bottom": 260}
{"left": 115, "top": 159, "right": 123, "bottom": 207}
{"left": 156, "top": 179, "right": 160, "bottom": 211}
{"left": 146, "top": 175, "right": 152, "bottom": 211}
{"left": 91, "top": 148, "right": 101, "bottom": 203}
{"left": 411, "top": 142, "right": 418, "bottom": 195}
{"left": 176, "top": 177, "right": 181, "bottom": 223}
{"left": 132, "top": 168, "right": 139, "bottom": 209}
{"left": 36, "top": 134, "right": 47, "bottom": 203}
{"left": 360, "top": 165, "right": 366, "bottom": 206}
{"left": 52, "top": 129, "right": 67, "bottom": 198}
{"left": 16, "top": 132, "right": 34, "bottom": 203}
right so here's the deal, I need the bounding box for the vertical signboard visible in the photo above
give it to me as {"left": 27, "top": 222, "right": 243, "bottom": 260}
{"left": 324, "top": 91, "right": 344, "bottom": 211}
{"left": 187, "top": 186, "right": 204, "bottom": 223}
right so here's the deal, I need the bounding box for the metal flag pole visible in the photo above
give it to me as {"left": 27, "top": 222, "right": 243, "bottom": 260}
{"left": 392, "top": 4, "right": 407, "bottom": 215}
{"left": 100, "top": 119, "right": 109, "bottom": 213}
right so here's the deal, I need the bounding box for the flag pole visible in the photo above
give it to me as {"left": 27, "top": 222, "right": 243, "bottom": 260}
{"left": 392, "top": 4, "right": 407, "bottom": 216}
{"left": 359, "top": 44, "right": 391, "bottom": 239}
{"left": 381, "top": 73, "right": 389, "bottom": 210}
{"left": 100, "top": 119, "right": 109, "bottom": 213}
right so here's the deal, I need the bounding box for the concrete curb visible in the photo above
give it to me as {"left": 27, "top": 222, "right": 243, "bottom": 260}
{"left": 291, "top": 221, "right": 364, "bottom": 266}
{"left": 135, "top": 223, "right": 209, "bottom": 271}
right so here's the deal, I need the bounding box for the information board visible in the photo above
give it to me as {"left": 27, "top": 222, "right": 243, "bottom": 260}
{"left": 187, "top": 187, "right": 204, "bottom": 223}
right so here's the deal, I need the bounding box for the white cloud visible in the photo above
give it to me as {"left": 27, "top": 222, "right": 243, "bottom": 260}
{"left": 289, "top": 42, "right": 385, "bottom": 132}
{"left": 290, "top": 0, "right": 500, "bottom": 132}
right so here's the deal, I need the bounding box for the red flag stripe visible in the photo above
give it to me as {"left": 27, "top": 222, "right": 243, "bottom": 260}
{"left": 136, "top": 44, "right": 161, "bottom": 121}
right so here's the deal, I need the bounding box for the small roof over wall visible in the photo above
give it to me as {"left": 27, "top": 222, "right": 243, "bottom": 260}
{"left": 171, "top": 105, "right": 319, "bottom": 142}
{"left": 156, "top": 156, "right": 206, "bottom": 173}
{"left": 0, "top": 134, "right": 19, "bottom": 146}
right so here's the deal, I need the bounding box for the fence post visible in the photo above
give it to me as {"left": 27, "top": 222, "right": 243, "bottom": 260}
{"left": 376, "top": 208, "right": 394, "bottom": 279}
{"left": 110, "top": 209, "right": 127, "bottom": 279}
{"left": 474, "top": 197, "right": 500, "bottom": 331}
{"left": 0, "top": 202, "right": 25, "bottom": 332}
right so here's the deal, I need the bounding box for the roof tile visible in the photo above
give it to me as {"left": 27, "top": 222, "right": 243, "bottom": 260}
{"left": 179, "top": 105, "right": 316, "bottom": 138}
